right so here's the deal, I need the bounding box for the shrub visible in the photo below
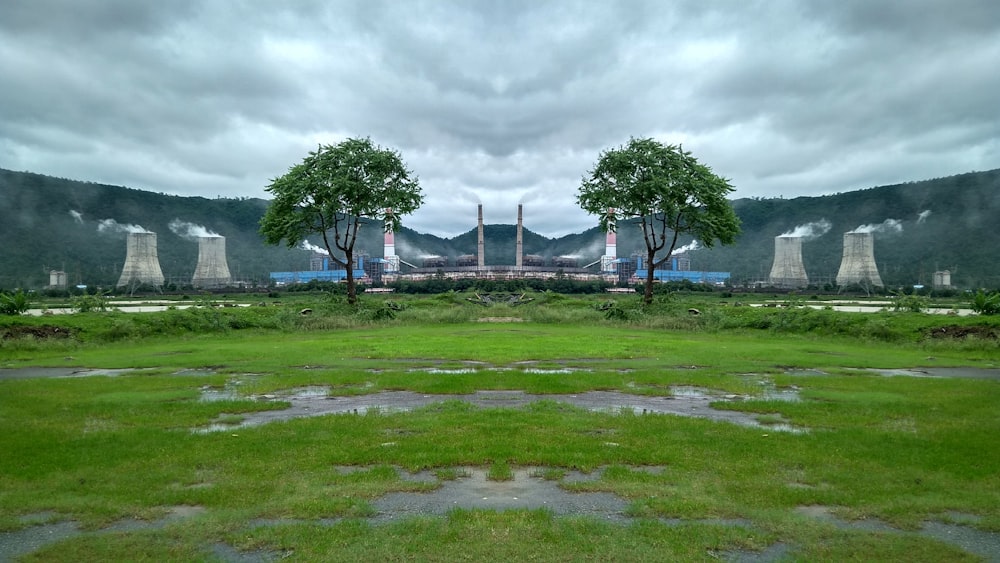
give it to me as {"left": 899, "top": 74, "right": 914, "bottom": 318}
{"left": 970, "top": 290, "right": 1000, "bottom": 315}
{"left": 0, "top": 289, "right": 30, "bottom": 315}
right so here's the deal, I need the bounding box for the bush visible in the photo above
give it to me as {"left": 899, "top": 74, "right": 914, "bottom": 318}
{"left": 0, "top": 290, "right": 31, "bottom": 315}
{"left": 970, "top": 290, "right": 1000, "bottom": 315}
{"left": 72, "top": 293, "right": 111, "bottom": 313}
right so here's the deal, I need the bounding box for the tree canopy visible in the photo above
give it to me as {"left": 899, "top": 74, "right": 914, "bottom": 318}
{"left": 578, "top": 137, "right": 740, "bottom": 303}
{"left": 259, "top": 138, "right": 422, "bottom": 303}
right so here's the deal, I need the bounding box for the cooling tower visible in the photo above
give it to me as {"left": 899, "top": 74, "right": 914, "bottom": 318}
{"left": 477, "top": 204, "right": 484, "bottom": 267}
{"left": 836, "top": 232, "right": 883, "bottom": 287}
{"left": 768, "top": 236, "right": 809, "bottom": 288}
{"left": 516, "top": 204, "right": 523, "bottom": 268}
{"left": 191, "top": 236, "right": 232, "bottom": 288}
{"left": 117, "top": 232, "right": 165, "bottom": 288}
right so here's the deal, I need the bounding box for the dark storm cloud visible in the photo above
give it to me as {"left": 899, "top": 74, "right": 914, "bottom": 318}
{"left": 1, "top": 1, "right": 998, "bottom": 236}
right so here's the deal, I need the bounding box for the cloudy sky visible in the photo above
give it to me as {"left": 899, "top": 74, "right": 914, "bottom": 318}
{"left": 2, "top": 1, "right": 999, "bottom": 237}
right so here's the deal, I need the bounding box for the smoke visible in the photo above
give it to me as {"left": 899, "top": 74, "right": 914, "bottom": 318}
{"left": 97, "top": 218, "right": 150, "bottom": 234}
{"left": 850, "top": 218, "right": 903, "bottom": 234}
{"left": 68, "top": 210, "right": 83, "bottom": 224}
{"left": 917, "top": 209, "right": 932, "bottom": 224}
{"left": 671, "top": 240, "right": 701, "bottom": 255}
{"left": 780, "top": 219, "right": 832, "bottom": 240}
{"left": 169, "top": 218, "right": 220, "bottom": 240}
{"left": 300, "top": 241, "right": 329, "bottom": 255}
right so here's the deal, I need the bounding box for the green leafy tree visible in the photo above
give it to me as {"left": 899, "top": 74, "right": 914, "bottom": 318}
{"left": 578, "top": 138, "right": 740, "bottom": 304}
{"left": 260, "top": 138, "right": 422, "bottom": 304}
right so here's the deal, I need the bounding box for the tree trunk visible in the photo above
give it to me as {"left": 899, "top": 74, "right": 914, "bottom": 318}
{"left": 644, "top": 248, "right": 656, "bottom": 305}
{"left": 345, "top": 248, "right": 357, "bottom": 305}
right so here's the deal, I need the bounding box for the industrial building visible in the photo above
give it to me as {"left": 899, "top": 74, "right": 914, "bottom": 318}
{"left": 191, "top": 236, "right": 232, "bottom": 288}
{"left": 768, "top": 236, "right": 809, "bottom": 288}
{"left": 265, "top": 204, "right": 731, "bottom": 287}
{"left": 117, "top": 232, "right": 165, "bottom": 289}
{"left": 836, "top": 232, "right": 884, "bottom": 288}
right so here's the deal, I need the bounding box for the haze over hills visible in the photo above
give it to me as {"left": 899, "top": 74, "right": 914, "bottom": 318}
{"left": 1, "top": 167, "right": 998, "bottom": 289}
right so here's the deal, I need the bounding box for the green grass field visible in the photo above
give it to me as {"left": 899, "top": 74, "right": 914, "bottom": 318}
{"left": 1, "top": 293, "right": 999, "bottom": 561}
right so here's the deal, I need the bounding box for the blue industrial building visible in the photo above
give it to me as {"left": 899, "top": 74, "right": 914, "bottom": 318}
{"left": 632, "top": 255, "right": 730, "bottom": 285}
{"left": 269, "top": 254, "right": 370, "bottom": 285}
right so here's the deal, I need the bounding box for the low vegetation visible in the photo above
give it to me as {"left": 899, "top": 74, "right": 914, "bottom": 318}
{"left": 1, "top": 291, "right": 998, "bottom": 560}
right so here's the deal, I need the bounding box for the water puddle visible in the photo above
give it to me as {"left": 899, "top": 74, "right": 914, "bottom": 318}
{"left": 372, "top": 466, "right": 629, "bottom": 523}
{"left": 197, "top": 386, "right": 805, "bottom": 433}
{"left": 795, "top": 506, "right": 1000, "bottom": 560}
{"left": 0, "top": 507, "right": 216, "bottom": 562}
{"left": 863, "top": 367, "right": 1000, "bottom": 380}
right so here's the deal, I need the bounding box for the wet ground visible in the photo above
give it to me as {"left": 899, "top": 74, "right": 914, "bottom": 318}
{"left": 4, "top": 364, "right": 1000, "bottom": 560}
{"left": 197, "top": 386, "right": 805, "bottom": 434}
{"left": 371, "top": 466, "right": 630, "bottom": 523}
{"left": 5, "top": 471, "right": 999, "bottom": 562}
{"left": 4, "top": 364, "right": 998, "bottom": 381}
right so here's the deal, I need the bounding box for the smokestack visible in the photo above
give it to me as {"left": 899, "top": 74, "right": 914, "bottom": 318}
{"left": 516, "top": 204, "right": 523, "bottom": 268}
{"left": 192, "top": 236, "right": 232, "bottom": 288}
{"left": 768, "top": 236, "right": 808, "bottom": 288}
{"left": 477, "top": 204, "right": 484, "bottom": 267}
{"left": 117, "top": 232, "right": 165, "bottom": 288}
{"left": 836, "top": 232, "right": 883, "bottom": 288}
{"left": 605, "top": 232, "right": 616, "bottom": 259}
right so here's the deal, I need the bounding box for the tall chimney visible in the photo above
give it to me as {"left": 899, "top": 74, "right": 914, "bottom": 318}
{"left": 192, "top": 236, "right": 232, "bottom": 288}
{"left": 768, "top": 236, "right": 808, "bottom": 288}
{"left": 516, "top": 204, "right": 523, "bottom": 268}
{"left": 477, "top": 204, "right": 484, "bottom": 267}
{"left": 117, "top": 232, "right": 165, "bottom": 288}
{"left": 605, "top": 232, "right": 617, "bottom": 259}
{"left": 836, "top": 232, "right": 883, "bottom": 287}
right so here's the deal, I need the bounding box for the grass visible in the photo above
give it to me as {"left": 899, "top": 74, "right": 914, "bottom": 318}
{"left": 1, "top": 293, "right": 999, "bottom": 560}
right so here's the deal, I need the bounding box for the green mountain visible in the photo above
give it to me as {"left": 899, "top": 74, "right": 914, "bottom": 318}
{"left": 1, "top": 167, "right": 998, "bottom": 289}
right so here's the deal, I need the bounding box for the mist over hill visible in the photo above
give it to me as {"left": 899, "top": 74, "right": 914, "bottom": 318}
{"left": 1, "top": 167, "right": 998, "bottom": 289}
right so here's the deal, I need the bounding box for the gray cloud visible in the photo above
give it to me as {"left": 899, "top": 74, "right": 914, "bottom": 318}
{"left": 2, "top": 1, "right": 998, "bottom": 237}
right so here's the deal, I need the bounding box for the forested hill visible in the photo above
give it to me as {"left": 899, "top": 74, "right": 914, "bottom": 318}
{"left": 1, "top": 167, "right": 999, "bottom": 289}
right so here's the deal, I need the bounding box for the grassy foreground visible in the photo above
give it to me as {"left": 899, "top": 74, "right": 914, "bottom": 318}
{"left": 1, "top": 295, "right": 999, "bottom": 561}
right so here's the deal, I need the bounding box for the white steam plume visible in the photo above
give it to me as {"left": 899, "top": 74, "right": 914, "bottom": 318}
{"left": 917, "top": 210, "right": 932, "bottom": 224}
{"left": 850, "top": 218, "right": 903, "bottom": 234}
{"left": 780, "top": 219, "right": 832, "bottom": 240}
{"left": 300, "top": 241, "right": 329, "bottom": 255}
{"left": 97, "top": 218, "right": 150, "bottom": 234}
{"left": 69, "top": 210, "right": 83, "bottom": 224}
{"left": 169, "top": 218, "right": 220, "bottom": 240}
{"left": 671, "top": 240, "right": 701, "bottom": 255}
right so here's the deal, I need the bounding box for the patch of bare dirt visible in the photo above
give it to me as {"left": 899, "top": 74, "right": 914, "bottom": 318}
{"left": 926, "top": 325, "right": 999, "bottom": 340}
{"left": 1, "top": 325, "right": 75, "bottom": 340}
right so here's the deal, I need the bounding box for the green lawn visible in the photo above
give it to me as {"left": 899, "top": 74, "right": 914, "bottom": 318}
{"left": 2, "top": 302, "right": 999, "bottom": 561}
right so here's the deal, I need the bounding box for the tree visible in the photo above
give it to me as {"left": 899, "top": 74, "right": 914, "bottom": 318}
{"left": 260, "top": 138, "right": 422, "bottom": 304}
{"left": 577, "top": 138, "right": 740, "bottom": 304}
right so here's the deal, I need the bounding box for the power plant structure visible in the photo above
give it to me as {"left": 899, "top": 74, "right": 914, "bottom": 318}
{"left": 117, "top": 232, "right": 165, "bottom": 289}
{"left": 932, "top": 270, "right": 952, "bottom": 289}
{"left": 477, "top": 204, "right": 485, "bottom": 267}
{"left": 516, "top": 204, "right": 524, "bottom": 268}
{"left": 383, "top": 224, "right": 400, "bottom": 274}
{"left": 267, "top": 203, "right": 730, "bottom": 286}
{"left": 48, "top": 270, "right": 68, "bottom": 289}
{"left": 768, "top": 236, "right": 809, "bottom": 288}
{"left": 191, "top": 236, "right": 232, "bottom": 288}
{"left": 836, "top": 232, "right": 883, "bottom": 288}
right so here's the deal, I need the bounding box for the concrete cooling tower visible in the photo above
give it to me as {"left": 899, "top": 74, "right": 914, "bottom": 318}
{"left": 117, "top": 232, "right": 165, "bottom": 288}
{"left": 191, "top": 236, "right": 232, "bottom": 288}
{"left": 768, "top": 236, "right": 808, "bottom": 288}
{"left": 836, "top": 232, "right": 883, "bottom": 287}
